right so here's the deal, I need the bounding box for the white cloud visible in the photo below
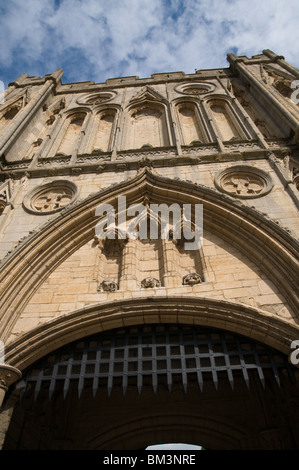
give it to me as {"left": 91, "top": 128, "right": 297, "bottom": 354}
{"left": 0, "top": 0, "right": 298, "bottom": 85}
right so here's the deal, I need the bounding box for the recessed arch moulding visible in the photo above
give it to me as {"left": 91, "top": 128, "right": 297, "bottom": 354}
{"left": 4, "top": 295, "right": 299, "bottom": 372}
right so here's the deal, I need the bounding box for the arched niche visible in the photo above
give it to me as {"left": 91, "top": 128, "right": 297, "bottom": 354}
{"left": 25, "top": 117, "right": 56, "bottom": 160}
{"left": 0, "top": 102, "right": 22, "bottom": 131}
{"left": 175, "top": 101, "right": 207, "bottom": 145}
{"left": 57, "top": 112, "right": 86, "bottom": 155}
{"left": 92, "top": 109, "right": 116, "bottom": 153}
{"left": 208, "top": 98, "right": 241, "bottom": 142}
{"left": 125, "top": 102, "right": 169, "bottom": 150}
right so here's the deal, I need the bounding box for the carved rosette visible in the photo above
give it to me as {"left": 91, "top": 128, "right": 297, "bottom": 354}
{"left": 23, "top": 180, "right": 78, "bottom": 214}
{"left": 214, "top": 165, "right": 273, "bottom": 199}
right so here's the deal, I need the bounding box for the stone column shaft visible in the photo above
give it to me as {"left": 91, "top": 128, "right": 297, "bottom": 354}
{"left": 161, "top": 239, "right": 181, "bottom": 287}
{"left": 119, "top": 239, "right": 137, "bottom": 290}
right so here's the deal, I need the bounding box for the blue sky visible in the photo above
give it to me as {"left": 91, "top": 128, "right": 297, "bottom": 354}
{"left": 0, "top": 0, "right": 298, "bottom": 87}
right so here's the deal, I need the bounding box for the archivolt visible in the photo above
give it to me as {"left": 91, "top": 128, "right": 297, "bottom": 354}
{"left": 4, "top": 295, "right": 299, "bottom": 370}
{"left": 0, "top": 168, "right": 298, "bottom": 342}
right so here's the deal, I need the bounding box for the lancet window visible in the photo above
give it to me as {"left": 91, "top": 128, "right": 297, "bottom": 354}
{"left": 125, "top": 102, "right": 169, "bottom": 150}
{"left": 176, "top": 101, "right": 207, "bottom": 145}
{"left": 92, "top": 109, "right": 116, "bottom": 153}
{"left": 57, "top": 112, "right": 86, "bottom": 155}
{"left": 208, "top": 99, "right": 241, "bottom": 141}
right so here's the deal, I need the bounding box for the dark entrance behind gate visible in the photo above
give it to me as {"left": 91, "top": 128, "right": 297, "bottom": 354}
{"left": 3, "top": 324, "right": 299, "bottom": 450}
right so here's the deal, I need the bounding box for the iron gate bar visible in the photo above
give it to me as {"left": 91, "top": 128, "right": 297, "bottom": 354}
{"left": 251, "top": 343, "right": 265, "bottom": 388}
{"left": 222, "top": 334, "right": 234, "bottom": 389}
{"left": 20, "top": 324, "right": 297, "bottom": 400}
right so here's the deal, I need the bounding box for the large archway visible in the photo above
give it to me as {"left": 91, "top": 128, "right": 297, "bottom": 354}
{"left": 0, "top": 169, "right": 298, "bottom": 451}
{"left": 3, "top": 322, "right": 299, "bottom": 450}
{"left": 0, "top": 168, "right": 298, "bottom": 344}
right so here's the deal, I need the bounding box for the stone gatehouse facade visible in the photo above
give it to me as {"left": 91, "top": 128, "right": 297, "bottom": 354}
{"left": 0, "top": 49, "right": 298, "bottom": 450}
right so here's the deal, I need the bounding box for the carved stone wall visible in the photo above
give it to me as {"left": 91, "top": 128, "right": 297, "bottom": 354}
{"left": 0, "top": 50, "right": 298, "bottom": 450}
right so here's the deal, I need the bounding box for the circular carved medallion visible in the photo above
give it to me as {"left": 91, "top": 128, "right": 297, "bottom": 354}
{"left": 77, "top": 91, "right": 116, "bottom": 106}
{"left": 23, "top": 180, "right": 78, "bottom": 214}
{"left": 214, "top": 166, "right": 273, "bottom": 199}
{"left": 175, "top": 82, "right": 216, "bottom": 96}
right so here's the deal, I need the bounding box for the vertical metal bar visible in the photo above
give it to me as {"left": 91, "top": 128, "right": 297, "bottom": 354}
{"left": 49, "top": 362, "right": 59, "bottom": 399}
{"left": 137, "top": 327, "right": 143, "bottom": 394}
{"left": 107, "top": 336, "right": 115, "bottom": 396}
{"left": 34, "top": 368, "right": 44, "bottom": 400}
{"left": 193, "top": 330, "right": 203, "bottom": 392}
{"left": 236, "top": 340, "right": 250, "bottom": 389}
{"left": 180, "top": 329, "right": 188, "bottom": 393}
{"left": 165, "top": 328, "right": 172, "bottom": 392}
{"left": 251, "top": 343, "right": 265, "bottom": 388}
{"left": 92, "top": 341, "right": 101, "bottom": 397}
{"left": 207, "top": 333, "right": 218, "bottom": 390}
{"left": 152, "top": 325, "right": 158, "bottom": 394}
{"left": 122, "top": 333, "right": 129, "bottom": 395}
{"left": 63, "top": 354, "right": 73, "bottom": 399}
{"left": 268, "top": 350, "right": 281, "bottom": 387}
{"left": 78, "top": 347, "right": 87, "bottom": 398}
{"left": 221, "top": 333, "right": 234, "bottom": 389}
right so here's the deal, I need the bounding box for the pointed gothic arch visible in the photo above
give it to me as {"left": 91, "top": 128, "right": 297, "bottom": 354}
{"left": 4, "top": 294, "right": 299, "bottom": 371}
{"left": 0, "top": 168, "right": 298, "bottom": 350}
{"left": 204, "top": 95, "right": 247, "bottom": 142}
{"left": 1, "top": 168, "right": 299, "bottom": 452}
{"left": 124, "top": 102, "right": 170, "bottom": 150}
{"left": 122, "top": 87, "right": 171, "bottom": 150}
{"left": 173, "top": 98, "right": 209, "bottom": 145}
{"left": 90, "top": 106, "right": 119, "bottom": 153}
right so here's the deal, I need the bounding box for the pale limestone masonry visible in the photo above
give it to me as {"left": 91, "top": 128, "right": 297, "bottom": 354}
{"left": 0, "top": 50, "right": 299, "bottom": 450}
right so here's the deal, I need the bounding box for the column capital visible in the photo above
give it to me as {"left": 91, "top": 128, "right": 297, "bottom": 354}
{"left": 0, "top": 364, "right": 22, "bottom": 393}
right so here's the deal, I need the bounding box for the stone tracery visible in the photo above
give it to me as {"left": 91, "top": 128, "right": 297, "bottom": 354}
{"left": 23, "top": 180, "right": 78, "bottom": 214}
{"left": 215, "top": 165, "right": 273, "bottom": 198}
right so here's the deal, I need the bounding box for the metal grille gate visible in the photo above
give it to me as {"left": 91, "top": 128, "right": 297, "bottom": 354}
{"left": 21, "top": 324, "right": 296, "bottom": 399}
